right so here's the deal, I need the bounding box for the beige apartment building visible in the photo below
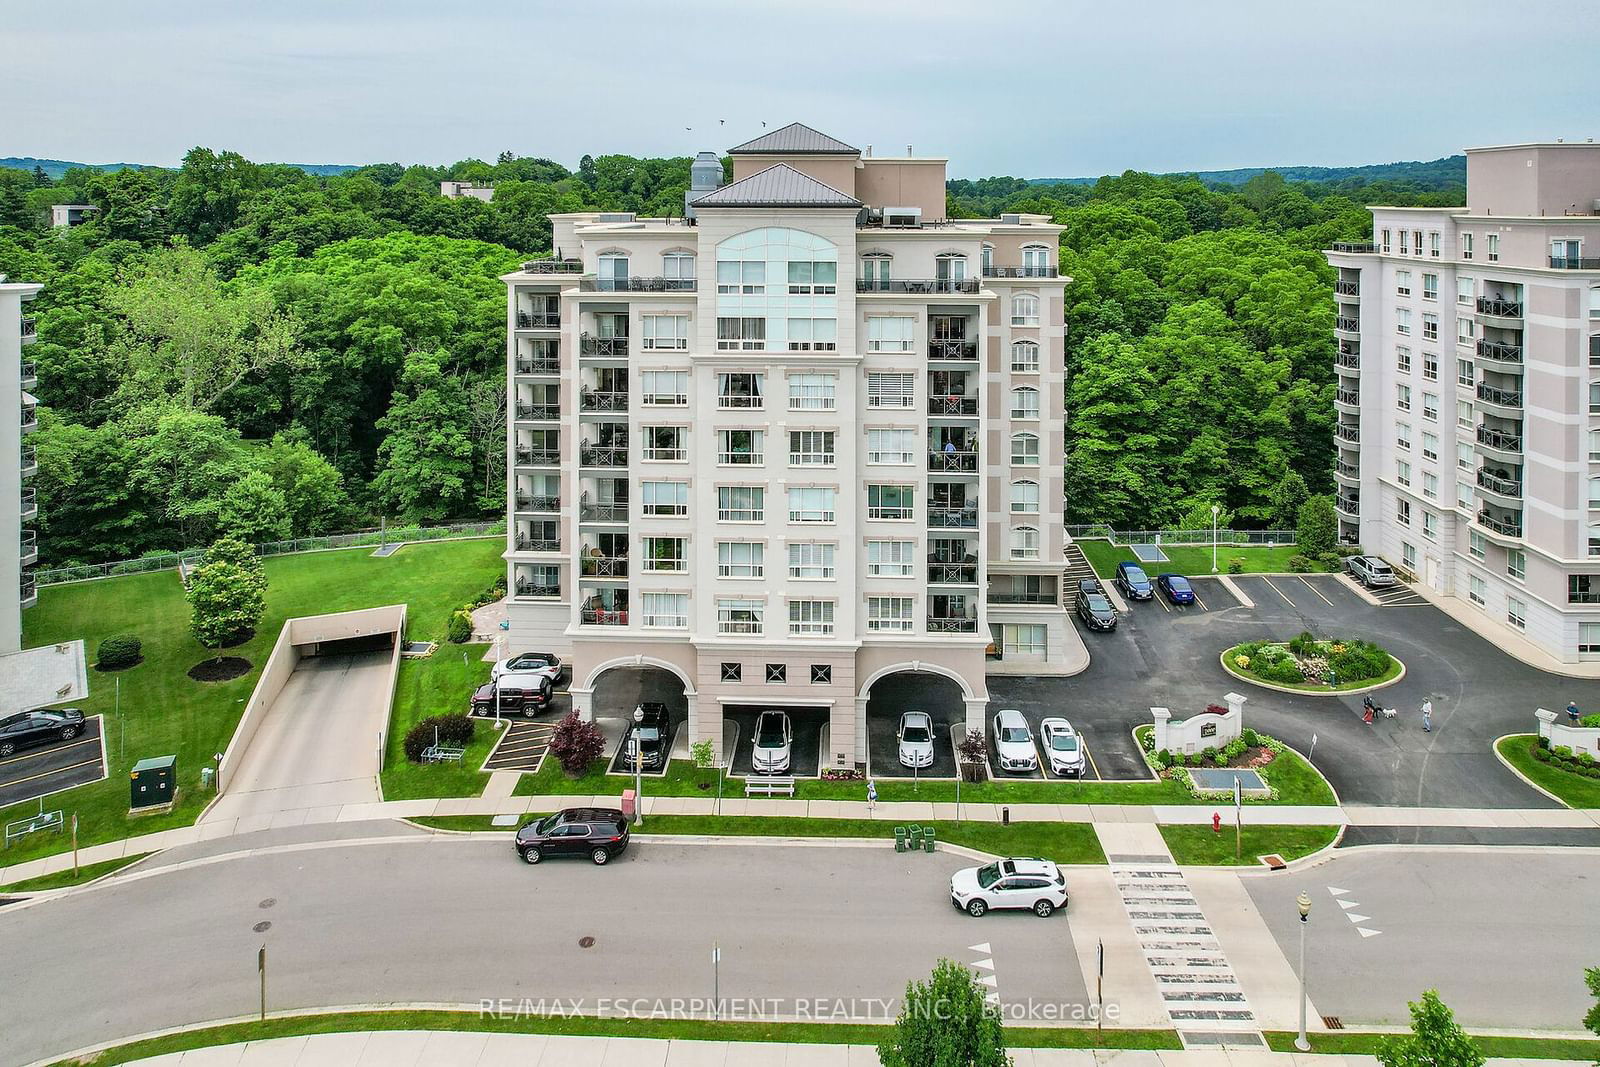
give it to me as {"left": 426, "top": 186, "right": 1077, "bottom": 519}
{"left": 501, "top": 124, "right": 1075, "bottom": 766}
{"left": 1327, "top": 141, "right": 1600, "bottom": 663}
{"left": 0, "top": 278, "right": 42, "bottom": 654}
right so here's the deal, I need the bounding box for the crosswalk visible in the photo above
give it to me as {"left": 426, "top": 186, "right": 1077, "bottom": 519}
{"left": 481, "top": 718, "right": 555, "bottom": 772}
{"left": 1108, "top": 855, "right": 1265, "bottom": 1050}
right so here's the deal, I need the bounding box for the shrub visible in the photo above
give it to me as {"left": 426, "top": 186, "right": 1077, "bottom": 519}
{"left": 402, "top": 712, "right": 476, "bottom": 762}
{"left": 96, "top": 634, "right": 143, "bottom": 670}
{"left": 1261, "top": 657, "right": 1306, "bottom": 684}
{"left": 1286, "top": 553, "right": 1313, "bottom": 573}
{"left": 549, "top": 711, "right": 605, "bottom": 775}
{"left": 1222, "top": 738, "right": 1247, "bottom": 760}
{"left": 1201, "top": 746, "right": 1218, "bottom": 764}
{"left": 690, "top": 738, "right": 716, "bottom": 769}
{"left": 1241, "top": 728, "right": 1261, "bottom": 748}
{"left": 1581, "top": 714, "right": 1600, "bottom": 728}
{"left": 1227, "top": 557, "right": 1245, "bottom": 575}
{"left": 471, "top": 573, "right": 508, "bottom": 609}
{"left": 446, "top": 608, "right": 474, "bottom": 644}
{"left": 1327, "top": 639, "right": 1392, "bottom": 682}
{"left": 1287, "top": 631, "right": 1318, "bottom": 656}
{"left": 1316, "top": 551, "right": 1343, "bottom": 572}
{"left": 1147, "top": 749, "right": 1169, "bottom": 771}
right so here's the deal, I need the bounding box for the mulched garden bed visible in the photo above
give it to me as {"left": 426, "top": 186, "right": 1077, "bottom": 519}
{"left": 187, "top": 656, "right": 253, "bottom": 682}
{"left": 220, "top": 627, "right": 256, "bottom": 649}
{"left": 94, "top": 656, "right": 144, "bottom": 673}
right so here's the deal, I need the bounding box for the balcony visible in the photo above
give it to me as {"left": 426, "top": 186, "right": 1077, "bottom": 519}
{"left": 579, "top": 445, "right": 628, "bottom": 468}
{"left": 580, "top": 606, "right": 629, "bottom": 627}
{"left": 580, "top": 555, "right": 629, "bottom": 578}
{"left": 928, "top": 505, "right": 978, "bottom": 529}
{"left": 514, "top": 447, "right": 561, "bottom": 467}
{"left": 1477, "top": 508, "right": 1523, "bottom": 539}
{"left": 928, "top": 562, "right": 979, "bottom": 585}
{"left": 20, "top": 575, "right": 36, "bottom": 608}
{"left": 1334, "top": 423, "right": 1361, "bottom": 444}
{"left": 1335, "top": 315, "right": 1361, "bottom": 333}
{"left": 579, "top": 389, "right": 628, "bottom": 413}
{"left": 982, "top": 265, "right": 1059, "bottom": 279}
{"left": 1334, "top": 388, "right": 1361, "bottom": 411}
{"left": 1476, "top": 338, "right": 1523, "bottom": 364}
{"left": 579, "top": 335, "right": 628, "bottom": 357}
{"left": 927, "top": 616, "right": 980, "bottom": 633}
{"left": 516, "top": 355, "right": 560, "bottom": 376}
{"left": 858, "top": 278, "right": 982, "bottom": 294}
{"left": 1335, "top": 280, "right": 1361, "bottom": 297}
{"left": 1330, "top": 241, "right": 1377, "bottom": 253}
{"left": 1475, "top": 382, "right": 1523, "bottom": 410}
{"left": 523, "top": 258, "right": 584, "bottom": 274}
{"left": 20, "top": 530, "right": 37, "bottom": 567}
{"left": 1475, "top": 468, "right": 1523, "bottom": 502}
{"left": 514, "top": 579, "right": 561, "bottom": 598}
{"left": 1334, "top": 459, "right": 1359, "bottom": 485}
{"left": 1475, "top": 423, "right": 1523, "bottom": 456}
{"left": 515, "top": 402, "right": 560, "bottom": 421}
{"left": 578, "top": 276, "right": 695, "bottom": 293}
{"left": 1335, "top": 492, "right": 1360, "bottom": 517}
{"left": 928, "top": 450, "right": 979, "bottom": 473}
{"left": 515, "top": 536, "right": 561, "bottom": 553}
{"left": 1476, "top": 296, "right": 1523, "bottom": 319}
{"left": 21, "top": 404, "right": 38, "bottom": 435}
{"left": 579, "top": 501, "right": 629, "bottom": 523}
{"left": 20, "top": 487, "right": 37, "bottom": 521}
{"left": 20, "top": 316, "right": 36, "bottom": 343}
{"left": 20, "top": 446, "right": 36, "bottom": 478}
{"left": 514, "top": 494, "right": 560, "bottom": 513}
{"left": 1335, "top": 343, "right": 1360, "bottom": 370}
{"left": 928, "top": 395, "right": 978, "bottom": 416}
{"left": 516, "top": 311, "right": 560, "bottom": 329}
{"left": 1550, "top": 257, "right": 1600, "bottom": 270}
{"left": 20, "top": 361, "right": 36, "bottom": 388}
{"left": 928, "top": 339, "right": 978, "bottom": 361}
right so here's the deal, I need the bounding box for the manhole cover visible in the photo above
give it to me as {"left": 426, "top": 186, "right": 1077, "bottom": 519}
{"left": 259, "top": 898, "right": 276, "bottom": 909}
{"left": 253, "top": 921, "right": 272, "bottom": 934}
{"left": 578, "top": 936, "right": 595, "bottom": 949}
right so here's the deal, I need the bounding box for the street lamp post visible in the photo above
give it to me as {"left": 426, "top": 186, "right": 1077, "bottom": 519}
{"left": 632, "top": 704, "right": 645, "bottom": 827}
{"left": 1295, "top": 891, "right": 1312, "bottom": 1051}
{"left": 1211, "top": 504, "right": 1221, "bottom": 574}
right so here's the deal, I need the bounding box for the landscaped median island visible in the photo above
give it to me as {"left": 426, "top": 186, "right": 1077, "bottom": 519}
{"left": 1222, "top": 630, "right": 1402, "bottom": 694}
{"left": 1134, "top": 724, "right": 1336, "bottom": 806}
{"left": 1496, "top": 734, "right": 1600, "bottom": 808}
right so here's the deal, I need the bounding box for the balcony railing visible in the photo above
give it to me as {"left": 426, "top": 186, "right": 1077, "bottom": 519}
{"left": 1335, "top": 280, "right": 1361, "bottom": 296}
{"left": 20, "top": 446, "right": 36, "bottom": 476}
{"left": 1570, "top": 589, "right": 1600, "bottom": 605}
{"left": 523, "top": 258, "right": 583, "bottom": 274}
{"left": 514, "top": 581, "right": 561, "bottom": 598}
{"left": 1476, "top": 338, "right": 1523, "bottom": 363}
{"left": 20, "top": 487, "right": 37, "bottom": 517}
{"left": 579, "top": 445, "right": 628, "bottom": 467}
{"left": 1475, "top": 469, "right": 1523, "bottom": 498}
{"left": 1334, "top": 424, "right": 1361, "bottom": 443}
{"left": 1335, "top": 316, "right": 1361, "bottom": 332}
{"left": 928, "top": 395, "right": 978, "bottom": 416}
{"left": 717, "top": 393, "right": 762, "bottom": 409}
{"left": 1476, "top": 296, "right": 1523, "bottom": 318}
{"left": 928, "top": 563, "right": 979, "bottom": 585}
{"left": 20, "top": 316, "right": 36, "bottom": 340}
{"left": 1335, "top": 459, "right": 1360, "bottom": 478}
{"left": 579, "top": 390, "right": 628, "bottom": 412}
{"left": 20, "top": 576, "right": 36, "bottom": 606}
{"left": 580, "top": 555, "right": 628, "bottom": 578}
{"left": 1476, "top": 382, "right": 1522, "bottom": 408}
{"left": 858, "top": 278, "right": 982, "bottom": 294}
{"left": 515, "top": 537, "right": 562, "bottom": 552}
{"left": 20, "top": 530, "right": 37, "bottom": 565}
{"left": 1475, "top": 424, "right": 1523, "bottom": 454}
{"left": 21, "top": 405, "right": 38, "bottom": 434}
{"left": 516, "top": 311, "right": 560, "bottom": 329}
{"left": 579, "top": 335, "right": 629, "bottom": 356}
{"left": 514, "top": 494, "right": 560, "bottom": 512}
{"left": 579, "top": 276, "right": 696, "bottom": 292}
{"left": 982, "top": 265, "right": 1059, "bottom": 278}
{"left": 514, "top": 447, "right": 561, "bottom": 466}
{"left": 1335, "top": 493, "right": 1360, "bottom": 515}
{"left": 928, "top": 505, "right": 978, "bottom": 528}
{"left": 515, "top": 356, "right": 560, "bottom": 375}
{"left": 581, "top": 607, "right": 629, "bottom": 626}
{"left": 1334, "top": 349, "right": 1360, "bottom": 370}
{"left": 1477, "top": 510, "right": 1523, "bottom": 538}
{"left": 580, "top": 502, "right": 628, "bottom": 522}
{"left": 928, "top": 340, "right": 978, "bottom": 361}
{"left": 516, "top": 403, "right": 561, "bottom": 421}
{"left": 928, "top": 450, "right": 979, "bottom": 472}
{"left": 1335, "top": 388, "right": 1360, "bottom": 406}
{"left": 927, "top": 616, "right": 979, "bottom": 633}
{"left": 1330, "top": 241, "right": 1378, "bottom": 253}
{"left": 1550, "top": 257, "right": 1600, "bottom": 270}
{"left": 988, "top": 591, "right": 1056, "bottom": 605}
{"left": 20, "top": 361, "right": 36, "bottom": 386}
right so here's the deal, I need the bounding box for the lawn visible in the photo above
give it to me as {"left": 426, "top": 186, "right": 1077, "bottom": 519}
{"left": 380, "top": 644, "right": 497, "bottom": 800}
{"left": 414, "top": 813, "right": 1109, "bottom": 866}
{"left": 1496, "top": 735, "right": 1600, "bottom": 808}
{"left": 1264, "top": 1030, "right": 1600, "bottom": 1059}
{"left": 4, "top": 537, "right": 503, "bottom": 867}
{"left": 1, "top": 852, "right": 151, "bottom": 892}
{"left": 1159, "top": 825, "right": 1339, "bottom": 866}
{"left": 1075, "top": 539, "right": 1327, "bottom": 578}
{"left": 1131, "top": 725, "right": 1336, "bottom": 806}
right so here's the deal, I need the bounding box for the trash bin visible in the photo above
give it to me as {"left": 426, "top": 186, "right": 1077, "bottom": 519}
{"left": 907, "top": 825, "right": 923, "bottom": 850}
{"left": 621, "top": 788, "right": 636, "bottom": 820}
{"left": 894, "top": 826, "right": 908, "bottom": 852}
{"left": 923, "top": 826, "right": 937, "bottom": 853}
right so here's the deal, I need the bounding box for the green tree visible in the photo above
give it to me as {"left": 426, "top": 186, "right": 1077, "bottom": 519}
{"left": 128, "top": 410, "right": 250, "bottom": 548}
{"left": 1297, "top": 494, "right": 1338, "bottom": 556}
{"left": 1270, "top": 471, "right": 1311, "bottom": 529}
{"left": 186, "top": 537, "right": 268, "bottom": 654}
{"left": 1376, "top": 990, "right": 1483, "bottom": 1067}
{"left": 260, "top": 432, "right": 350, "bottom": 535}
{"left": 217, "top": 469, "right": 292, "bottom": 543}
{"left": 878, "top": 958, "right": 1009, "bottom": 1067}
{"left": 372, "top": 348, "right": 474, "bottom": 522}
{"left": 1584, "top": 966, "right": 1600, "bottom": 1041}
{"left": 169, "top": 147, "right": 262, "bottom": 244}
{"left": 1175, "top": 499, "right": 1233, "bottom": 533}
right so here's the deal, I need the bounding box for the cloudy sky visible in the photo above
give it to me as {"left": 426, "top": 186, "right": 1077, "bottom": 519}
{"left": 5, "top": 0, "right": 1594, "bottom": 177}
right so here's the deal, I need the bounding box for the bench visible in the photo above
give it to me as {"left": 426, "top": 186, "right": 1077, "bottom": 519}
{"left": 422, "top": 744, "right": 465, "bottom": 764}
{"left": 744, "top": 775, "right": 795, "bottom": 797}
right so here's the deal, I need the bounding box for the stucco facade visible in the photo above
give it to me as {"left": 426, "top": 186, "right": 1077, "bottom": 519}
{"left": 0, "top": 279, "right": 42, "bottom": 656}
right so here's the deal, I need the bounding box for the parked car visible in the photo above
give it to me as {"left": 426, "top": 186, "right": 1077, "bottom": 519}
{"left": 1074, "top": 580, "right": 1118, "bottom": 632}
{"left": 490, "top": 651, "right": 564, "bottom": 686}
{"left": 469, "top": 678, "right": 552, "bottom": 717}
{"left": 622, "top": 702, "right": 672, "bottom": 771}
{"left": 1347, "top": 555, "right": 1397, "bottom": 588}
{"left": 752, "top": 710, "right": 792, "bottom": 774}
{"left": 0, "top": 708, "right": 86, "bottom": 758}
{"left": 514, "top": 807, "right": 630, "bottom": 866}
{"left": 897, "top": 711, "right": 935, "bottom": 769}
{"left": 950, "top": 857, "right": 1070, "bottom": 917}
{"left": 991, "top": 709, "right": 1038, "bottom": 773}
{"left": 1114, "top": 561, "right": 1154, "bottom": 600}
{"left": 1156, "top": 573, "right": 1196, "bottom": 605}
{"left": 1039, "top": 718, "right": 1086, "bottom": 778}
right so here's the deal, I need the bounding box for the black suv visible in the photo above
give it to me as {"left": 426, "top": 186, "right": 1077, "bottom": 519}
{"left": 469, "top": 678, "right": 552, "bottom": 717}
{"left": 0, "top": 708, "right": 86, "bottom": 758}
{"left": 622, "top": 701, "right": 671, "bottom": 771}
{"left": 514, "top": 807, "right": 630, "bottom": 865}
{"left": 1074, "top": 579, "right": 1118, "bottom": 632}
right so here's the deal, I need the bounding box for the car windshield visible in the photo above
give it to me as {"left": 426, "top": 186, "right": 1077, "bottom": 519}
{"left": 1000, "top": 726, "right": 1029, "bottom": 743}
{"left": 902, "top": 726, "right": 930, "bottom": 743}
{"left": 975, "top": 863, "right": 1001, "bottom": 889}
{"left": 1168, "top": 577, "right": 1191, "bottom": 591}
{"left": 636, "top": 727, "right": 660, "bottom": 741}
{"left": 1051, "top": 733, "right": 1079, "bottom": 751}
{"left": 35, "top": 710, "right": 70, "bottom": 722}
{"left": 532, "top": 814, "right": 558, "bottom": 835}
{"left": 1371, "top": 563, "right": 1392, "bottom": 575}
{"left": 1125, "top": 566, "right": 1148, "bottom": 584}
{"left": 1085, "top": 594, "right": 1112, "bottom": 613}
{"left": 756, "top": 718, "right": 785, "bottom": 747}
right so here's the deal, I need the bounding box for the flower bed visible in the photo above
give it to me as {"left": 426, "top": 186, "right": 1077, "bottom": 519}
{"left": 1531, "top": 735, "right": 1600, "bottom": 779}
{"left": 1224, "top": 631, "right": 1398, "bottom": 692}
{"left": 1136, "top": 724, "right": 1284, "bottom": 801}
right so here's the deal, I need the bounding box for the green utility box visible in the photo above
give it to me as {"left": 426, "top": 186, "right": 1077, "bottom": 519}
{"left": 130, "top": 755, "right": 177, "bottom": 810}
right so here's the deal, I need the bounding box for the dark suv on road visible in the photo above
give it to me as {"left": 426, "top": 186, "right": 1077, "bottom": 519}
{"left": 514, "top": 807, "right": 630, "bottom": 865}
{"left": 1074, "top": 579, "right": 1117, "bottom": 632}
{"left": 622, "top": 701, "right": 671, "bottom": 771}
{"left": 469, "top": 678, "right": 552, "bottom": 717}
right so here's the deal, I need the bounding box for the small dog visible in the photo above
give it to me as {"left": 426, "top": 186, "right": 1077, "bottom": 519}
{"left": 1378, "top": 705, "right": 1397, "bottom": 720}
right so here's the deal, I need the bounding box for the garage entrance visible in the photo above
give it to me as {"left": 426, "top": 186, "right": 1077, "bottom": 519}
{"left": 724, "top": 704, "right": 827, "bottom": 778}
{"left": 864, "top": 671, "right": 961, "bottom": 779}
{"left": 595, "top": 666, "right": 688, "bottom": 775}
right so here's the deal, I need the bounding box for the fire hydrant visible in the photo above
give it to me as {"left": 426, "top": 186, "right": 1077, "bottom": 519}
{"left": 1212, "top": 811, "right": 1222, "bottom": 833}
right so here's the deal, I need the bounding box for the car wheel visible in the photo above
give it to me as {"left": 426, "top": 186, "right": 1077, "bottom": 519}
{"left": 966, "top": 899, "right": 987, "bottom": 917}
{"left": 1033, "top": 899, "right": 1055, "bottom": 918}
{"left": 0, "top": 742, "right": 13, "bottom": 758}
{"left": 60, "top": 726, "right": 79, "bottom": 741}
{"left": 591, "top": 847, "right": 611, "bottom": 866}
{"left": 521, "top": 847, "right": 542, "bottom": 865}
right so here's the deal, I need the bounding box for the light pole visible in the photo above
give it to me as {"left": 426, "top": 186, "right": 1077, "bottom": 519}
{"left": 632, "top": 704, "right": 644, "bottom": 827}
{"left": 1211, "top": 504, "right": 1221, "bottom": 574}
{"left": 1295, "top": 891, "right": 1312, "bottom": 1051}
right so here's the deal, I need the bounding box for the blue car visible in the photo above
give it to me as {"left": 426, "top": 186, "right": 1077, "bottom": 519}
{"left": 1157, "top": 573, "right": 1196, "bottom": 605}
{"left": 1114, "top": 562, "right": 1154, "bottom": 600}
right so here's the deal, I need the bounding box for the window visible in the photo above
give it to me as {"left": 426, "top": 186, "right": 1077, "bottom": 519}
{"left": 810, "top": 664, "right": 832, "bottom": 684}
{"left": 867, "top": 484, "right": 915, "bottom": 520}
{"left": 641, "top": 315, "right": 688, "bottom": 350}
{"left": 788, "top": 486, "right": 836, "bottom": 523}
{"left": 1423, "top": 353, "right": 1438, "bottom": 381}
{"left": 717, "top": 486, "right": 764, "bottom": 522}
{"left": 718, "top": 429, "right": 764, "bottom": 466}
{"left": 765, "top": 663, "right": 787, "bottom": 683}
{"left": 1468, "top": 574, "right": 1486, "bottom": 606}
{"left": 1010, "top": 341, "right": 1040, "bottom": 371}
{"left": 1582, "top": 624, "right": 1600, "bottom": 656}
{"left": 788, "top": 373, "right": 837, "bottom": 410}
{"left": 867, "top": 596, "right": 915, "bottom": 632}
{"left": 789, "top": 430, "right": 835, "bottom": 466}
{"left": 1590, "top": 430, "right": 1600, "bottom": 462}
{"left": 1402, "top": 541, "right": 1417, "bottom": 569}
{"left": 1422, "top": 392, "right": 1438, "bottom": 421}
{"left": 641, "top": 480, "right": 688, "bottom": 517}
{"left": 641, "top": 593, "right": 688, "bottom": 629}
{"left": 1469, "top": 531, "right": 1486, "bottom": 560}
{"left": 1422, "top": 273, "right": 1439, "bottom": 301}
{"left": 1396, "top": 420, "right": 1411, "bottom": 450}
{"left": 1487, "top": 234, "right": 1499, "bottom": 262}
{"left": 717, "top": 259, "right": 765, "bottom": 295}
{"left": 1011, "top": 293, "right": 1039, "bottom": 326}
{"left": 867, "top": 540, "right": 915, "bottom": 577}
{"left": 1002, "top": 624, "right": 1047, "bottom": 656}
{"left": 935, "top": 252, "right": 968, "bottom": 283}
{"left": 859, "top": 252, "right": 891, "bottom": 288}
{"left": 788, "top": 600, "right": 835, "bottom": 636}
{"left": 1591, "top": 476, "right": 1600, "bottom": 510}
{"left": 598, "top": 252, "right": 629, "bottom": 286}
{"left": 643, "top": 425, "right": 686, "bottom": 462}
{"left": 1506, "top": 595, "right": 1526, "bottom": 630}
{"left": 720, "top": 661, "right": 742, "bottom": 682}
{"left": 716, "top": 317, "right": 767, "bottom": 352}
{"left": 1011, "top": 480, "right": 1041, "bottom": 514}
{"left": 1422, "top": 431, "right": 1439, "bottom": 460}
{"left": 787, "top": 318, "right": 838, "bottom": 352}
{"left": 717, "top": 371, "right": 764, "bottom": 407}
{"left": 1422, "top": 313, "right": 1439, "bottom": 341}
{"left": 1396, "top": 270, "right": 1411, "bottom": 297}
{"left": 1011, "top": 386, "right": 1040, "bottom": 419}
{"left": 1422, "top": 470, "right": 1438, "bottom": 501}
{"left": 867, "top": 372, "right": 915, "bottom": 409}
{"left": 1507, "top": 549, "right": 1526, "bottom": 581}
{"left": 1457, "top": 481, "right": 1473, "bottom": 509}
{"left": 1381, "top": 228, "right": 1392, "bottom": 253}
{"left": 867, "top": 428, "right": 915, "bottom": 465}
{"left": 1011, "top": 526, "right": 1040, "bottom": 560}
{"left": 1457, "top": 358, "right": 1474, "bottom": 387}
{"left": 866, "top": 317, "right": 914, "bottom": 353}
{"left": 1399, "top": 230, "right": 1410, "bottom": 255}
{"left": 1413, "top": 231, "right": 1423, "bottom": 256}
{"left": 1429, "top": 232, "right": 1441, "bottom": 258}
{"left": 643, "top": 537, "right": 685, "bottom": 572}
{"left": 1021, "top": 245, "right": 1052, "bottom": 275}
{"left": 1396, "top": 346, "right": 1411, "bottom": 373}
{"left": 1592, "top": 525, "right": 1600, "bottom": 558}
{"left": 1457, "top": 400, "right": 1473, "bottom": 429}
{"left": 788, "top": 542, "right": 836, "bottom": 580}
{"left": 1397, "top": 498, "right": 1412, "bottom": 526}
{"left": 1591, "top": 287, "right": 1600, "bottom": 320}
{"left": 1396, "top": 384, "right": 1411, "bottom": 411}
{"left": 641, "top": 370, "right": 688, "bottom": 406}
{"left": 1457, "top": 276, "right": 1474, "bottom": 305}
{"left": 1457, "top": 317, "right": 1475, "bottom": 346}
{"left": 1461, "top": 233, "right": 1473, "bottom": 260}
{"left": 1010, "top": 432, "right": 1040, "bottom": 466}
{"left": 1396, "top": 308, "right": 1412, "bottom": 336}
{"left": 1423, "top": 511, "right": 1438, "bottom": 540}
{"left": 1591, "top": 381, "right": 1600, "bottom": 415}
{"left": 787, "top": 260, "right": 837, "bottom": 295}
{"left": 717, "top": 598, "right": 764, "bottom": 635}
{"left": 662, "top": 251, "right": 694, "bottom": 282}
{"left": 1395, "top": 459, "right": 1411, "bottom": 487}
{"left": 717, "top": 541, "right": 764, "bottom": 579}
{"left": 1458, "top": 442, "right": 1474, "bottom": 471}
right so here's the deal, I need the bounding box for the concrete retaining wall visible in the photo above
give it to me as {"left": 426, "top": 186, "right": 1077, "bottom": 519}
{"left": 1536, "top": 708, "right": 1600, "bottom": 758}
{"left": 1152, "top": 692, "right": 1247, "bottom": 755}
{"left": 217, "top": 624, "right": 300, "bottom": 791}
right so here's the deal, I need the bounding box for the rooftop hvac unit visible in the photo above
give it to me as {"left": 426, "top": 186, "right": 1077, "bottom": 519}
{"left": 684, "top": 151, "right": 724, "bottom": 221}
{"left": 1000, "top": 213, "right": 1022, "bottom": 225}
{"left": 596, "top": 212, "right": 637, "bottom": 223}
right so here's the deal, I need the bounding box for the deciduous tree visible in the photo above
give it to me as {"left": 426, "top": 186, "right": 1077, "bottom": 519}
{"left": 878, "top": 958, "right": 1009, "bottom": 1067}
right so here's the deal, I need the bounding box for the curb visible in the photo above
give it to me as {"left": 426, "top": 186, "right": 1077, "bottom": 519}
{"left": 1491, "top": 733, "right": 1574, "bottom": 809}
{"left": 1218, "top": 645, "right": 1407, "bottom": 698}
{"left": 1215, "top": 573, "right": 1254, "bottom": 608}
{"left": 1174, "top": 822, "right": 1347, "bottom": 873}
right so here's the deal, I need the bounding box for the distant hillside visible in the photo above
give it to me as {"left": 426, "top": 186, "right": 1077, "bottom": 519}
{"left": 1029, "top": 155, "right": 1467, "bottom": 190}
{"left": 0, "top": 156, "right": 359, "bottom": 179}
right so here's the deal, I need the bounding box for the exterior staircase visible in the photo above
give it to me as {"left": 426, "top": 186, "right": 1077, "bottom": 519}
{"left": 1063, "top": 540, "right": 1099, "bottom": 609}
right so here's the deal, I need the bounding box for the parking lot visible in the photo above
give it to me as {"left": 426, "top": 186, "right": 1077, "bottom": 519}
{"left": 0, "top": 715, "right": 107, "bottom": 809}
{"left": 725, "top": 706, "right": 826, "bottom": 777}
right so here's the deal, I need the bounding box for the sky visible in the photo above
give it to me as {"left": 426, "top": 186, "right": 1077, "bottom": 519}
{"left": 4, "top": 0, "right": 1596, "bottom": 178}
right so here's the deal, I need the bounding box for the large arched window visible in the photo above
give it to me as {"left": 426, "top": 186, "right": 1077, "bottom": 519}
{"left": 716, "top": 227, "right": 837, "bottom": 299}
{"left": 1011, "top": 432, "right": 1040, "bottom": 466}
{"left": 1010, "top": 386, "right": 1040, "bottom": 420}
{"left": 1010, "top": 340, "right": 1040, "bottom": 372}
{"left": 1010, "top": 526, "right": 1040, "bottom": 560}
{"left": 935, "top": 252, "right": 968, "bottom": 285}
{"left": 1011, "top": 480, "right": 1040, "bottom": 514}
{"left": 1011, "top": 292, "right": 1039, "bottom": 326}
{"left": 1021, "top": 244, "right": 1052, "bottom": 276}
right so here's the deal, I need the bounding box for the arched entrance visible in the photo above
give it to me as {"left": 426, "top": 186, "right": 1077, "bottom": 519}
{"left": 570, "top": 656, "right": 696, "bottom": 774}
{"left": 856, "top": 662, "right": 985, "bottom": 779}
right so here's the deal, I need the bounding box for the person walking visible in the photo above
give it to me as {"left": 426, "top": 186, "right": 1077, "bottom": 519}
{"left": 1361, "top": 695, "right": 1376, "bottom": 725}
{"left": 1569, "top": 700, "right": 1581, "bottom": 726}
{"left": 1421, "top": 698, "right": 1433, "bottom": 732}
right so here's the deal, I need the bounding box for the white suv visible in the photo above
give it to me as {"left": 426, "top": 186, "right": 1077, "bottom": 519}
{"left": 950, "top": 857, "right": 1069, "bottom": 917}
{"left": 751, "top": 710, "right": 792, "bottom": 774}
{"left": 992, "top": 709, "right": 1038, "bottom": 773}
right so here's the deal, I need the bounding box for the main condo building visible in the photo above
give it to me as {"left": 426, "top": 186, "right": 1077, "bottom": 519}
{"left": 501, "top": 124, "right": 1076, "bottom": 767}
{"left": 1327, "top": 141, "right": 1600, "bottom": 663}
